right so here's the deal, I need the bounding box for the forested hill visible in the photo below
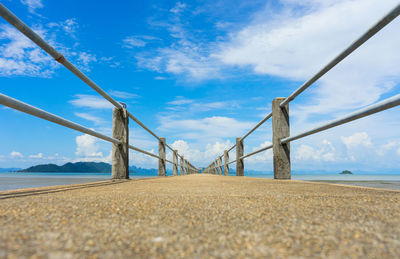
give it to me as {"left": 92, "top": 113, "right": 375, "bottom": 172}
{"left": 18, "top": 162, "right": 158, "bottom": 174}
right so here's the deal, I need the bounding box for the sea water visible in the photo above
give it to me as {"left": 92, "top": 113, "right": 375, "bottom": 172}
{"left": 0, "top": 172, "right": 154, "bottom": 191}
{"left": 1, "top": 171, "right": 399, "bottom": 191}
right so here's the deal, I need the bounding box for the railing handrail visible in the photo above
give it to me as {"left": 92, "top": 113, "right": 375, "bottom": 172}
{"left": 219, "top": 2, "right": 400, "bottom": 157}
{"left": 0, "top": 93, "right": 120, "bottom": 145}
{"left": 281, "top": 94, "right": 400, "bottom": 144}
{"left": 0, "top": 3, "right": 196, "bottom": 172}
{"left": 207, "top": 2, "right": 400, "bottom": 173}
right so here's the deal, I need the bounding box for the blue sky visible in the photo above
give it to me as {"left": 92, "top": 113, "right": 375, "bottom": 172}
{"left": 0, "top": 0, "right": 399, "bottom": 172}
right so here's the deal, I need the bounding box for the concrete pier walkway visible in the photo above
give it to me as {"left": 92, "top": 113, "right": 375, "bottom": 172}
{"left": 1, "top": 175, "right": 399, "bottom": 258}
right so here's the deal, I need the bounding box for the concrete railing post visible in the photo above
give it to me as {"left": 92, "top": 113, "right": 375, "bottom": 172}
{"left": 180, "top": 156, "right": 184, "bottom": 175}
{"left": 224, "top": 150, "right": 229, "bottom": 176}
{"left": 236, "top": 137, "right": 244, "bottom": 176}
{"left": 112, "top": 108, "right": 129, "bottom": 179}
{"left": 272, "top": 97, "right": 291, "bottom": 179}
{"left": 173, "top": 149, "right": 178, "bottom": 176}
{"left": 158, "top": 137, "right": 166, "bottom": 176}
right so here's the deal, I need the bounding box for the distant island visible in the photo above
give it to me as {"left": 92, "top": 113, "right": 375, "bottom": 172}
{"left": 340, "top": 170, "right": 353, "bottom": 175}
{"left": 16, "top": 162, "right": 158, "bottom": 175}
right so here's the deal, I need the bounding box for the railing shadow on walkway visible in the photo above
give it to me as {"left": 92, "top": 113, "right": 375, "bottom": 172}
{"left": 0, "top": 177, "right": 158, "bottom": 200}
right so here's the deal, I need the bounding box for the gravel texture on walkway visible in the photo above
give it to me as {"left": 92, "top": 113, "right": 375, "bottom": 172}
{"left": 0, "top": 175, "right": 399, "bottom": 258}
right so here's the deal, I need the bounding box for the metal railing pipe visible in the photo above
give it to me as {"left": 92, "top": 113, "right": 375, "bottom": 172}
{"left": 281, "top": 94, "right": 400, "bottom": 144}
{"left": 0, "top": 4, "right": 122, "bottom": 110}
{"left": 242, "top": 112, "right": 272, "bottom": 140}
{"left": 127, "top": 112, "right": 160, "bottom": 141}
{"left": 0, "top": 93, "right": 120, "bottom": 145}
{"left": 280, "top": 3, "right": 400, "bottom": 107}
{"left": 227, "top": 144, "right": 236, "bottom": 153}
{"left": 128, "top": 145, "right": 162, "bottom": 160}
{"left": 227, "top": 160, "right": 237, "bottom": 165}
{"left": 240, "top": 144, "right": 273, "bottom": 160}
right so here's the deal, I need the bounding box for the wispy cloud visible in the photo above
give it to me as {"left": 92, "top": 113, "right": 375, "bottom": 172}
{"left": 167, "top": 96, "right": 194, "bottom": 105}
{"left": 109, "top": 90, "right": 139, "bottom": 99}
{"left": 122, "top": 35, "right": 158, "bottom": 48}
{"left": 20, "top": 0, "right": 43, "bottom": 14}
{"left": 74, "top": 112, "right": 105, "bottom": 125}
{"left": 69, "top": 94, "right": 114, "bottom": 109}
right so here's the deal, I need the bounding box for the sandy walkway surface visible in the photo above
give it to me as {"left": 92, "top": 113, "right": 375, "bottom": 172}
{"left": 0, "top": 175, "right": 399, "bottom": 258}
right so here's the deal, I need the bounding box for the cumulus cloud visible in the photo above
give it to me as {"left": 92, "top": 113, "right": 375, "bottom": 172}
{"left": 10, "top": 151, "right": 23, "bottom": 159}
{"left": 294, "top": 140, "right": 336, "bottom": 162}
{"left": 75, "top": 134, "right": 110, "bottom": 162}
{"left": 341, "top": 132, "right": 372, "bottom": 150}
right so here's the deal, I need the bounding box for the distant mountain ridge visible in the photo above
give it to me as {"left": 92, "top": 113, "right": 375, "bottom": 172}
{"left": 17, "top": 162, "right": 159, "bottom": 175}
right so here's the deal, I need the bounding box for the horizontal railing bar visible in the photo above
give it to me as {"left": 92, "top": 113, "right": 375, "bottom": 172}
{"left": 127, "top": 111, "right": 161, "bottom": 141}
{"left": 281, "top": 94, "right": 400, "bottom": 144}
{"left": 227, "top": 160, "right": 236, "bottom": 165}
{"left": 165, "top": 159, "right": 174, "bottom": 164}
{"left": 240, "top": 144, "right": 273, "bottom": 160}
{"left": 0, "top": 4, "right": 122, "bottom": 110}
{"left": 280, "top": 3, "right": 400, "bottom": 107}
{"left": 128, "top": 145, "right": 162, "bottom": 160}
{"left": 0, "top": 93, "right": 120, "bottom": 145}
{"left": 227, "top": 144, "right": 236, "bottom": 152}
{"left": 165, "top": 144, "right": 174, "bottom": 151}
{"left": 242, "top": 112, "right": 272, "bottom": 140}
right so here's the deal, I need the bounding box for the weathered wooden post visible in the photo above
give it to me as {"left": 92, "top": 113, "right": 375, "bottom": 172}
{"left": 272, "top": 97, "right": 291, "bottom": 179}
{"left": 213, "top": 161, "right": 217, "bottom": 174}
{"left": 224, "top": 150, "right": 229, "bottom": 176}
{"left": 112, "top": 108, "right": 129, "bottom": 179}
{"left": 180, "top": 155, "right": 184, "bottom": 175}
{"left": 236, "top": 137, "right": 244, "bottom": 176}
{"left": 158, "top": 137, "right": 166, "bottom": 176}
{"left": 184, "top": 159, "right": 187, "bottom": 175}
{"left": 186, "top": 160, "right": 189, "bottom": 175}
{"left": 219, "top": 156, "right": 223, "bottom": 175}
{"left": 173, "top": 149, "right": 178, "bottom": 176}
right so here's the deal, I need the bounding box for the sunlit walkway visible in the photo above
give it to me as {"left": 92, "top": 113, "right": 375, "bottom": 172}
{"left": 0, "top": 175, "right": 399, "bottom": 258}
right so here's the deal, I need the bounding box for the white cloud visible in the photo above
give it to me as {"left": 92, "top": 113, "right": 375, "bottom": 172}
{"left": 69, "top": 94, "right": 114, "bottom": 109}
{"left": 75, "top": 134, "right": 110, "bottom": 162}
{"left": 77, "top": 52, "right": 97, "bottom": 71}
{"left": 158, "top": 116, "right": 252, "bottom": 140}
{"left": 0, "top": 24, "right": 56, "bottom": 77}
{"left": 341, "top": 132, "right": 372, "bottom": 150}
{"left": 167, "top": 96, "right": 194, "bottom": 105}
{"left": 216, "top": 0, "right": 400, "bottom": 117}
{"left": 154, "top": 76, "right": 167, "bottom": 80}
{"left": 170, "top": 2, "right": 187, "bottom": 14}
{"left": 20, "top": 0, "right": 43, "bottom": 13}
{"left": 123, "top": 37, "right": 146, "bottom": 48}
{"left": 122, "top": 35, "right": 158, "bottom": 49}
{"left": 74, "top": 112, "right": 105, "bottom": 125}
{"left": 10, "top": 151, "right": 24, "bottom": 159}
{"left": 109, "top": 90, "right": 139, "bottom": 99}
{"left": 29, "top": 152, "right": 43, "bottom": 159}
{"left": 294, "top": 140, "right": 336, "bottom": 162}
{"left": 246, "top": 141, "right": 273, "bottom": 163}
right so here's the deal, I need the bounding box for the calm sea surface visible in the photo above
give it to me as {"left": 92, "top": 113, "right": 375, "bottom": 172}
{"left": 0, "top": 172, "right": 399, "bottom": 191}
